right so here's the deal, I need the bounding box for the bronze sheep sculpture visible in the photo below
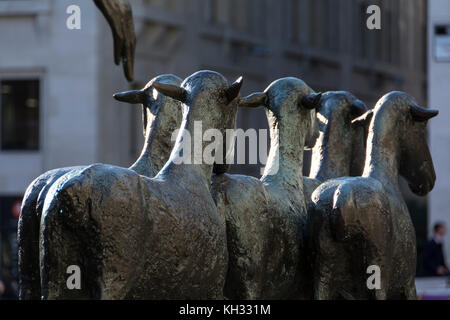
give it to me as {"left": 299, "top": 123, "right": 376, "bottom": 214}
{"left": 18, "top": 69, "right": 438, "bottom": 300}
{"left": 18, "top": 0, "right": 137, "bottom": 299}
{"left": 38, "top": 70, "right": 242, "bottom": 299}
{"left": 18, "top": 74, "right": 182, "bottom": 300}
{"left": 308, "top": 92, "right": 438, "bottom": 300}
{"left": 308, "top": 91, "right": 370, "bottom": 181}
{"left": 211, "top": 88, "right": 372, "bottom": 300}
{"left": 212, "top": 77, "right": 320, "bottom": 299}
{"left": 303, "top": 91, "right": 371, "bottom": 205}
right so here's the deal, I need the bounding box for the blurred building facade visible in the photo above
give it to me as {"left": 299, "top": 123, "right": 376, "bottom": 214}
{"left": 0, "top": 0, "right": 431, "bottom": 293}
{"left": 428, "top": 0, "right": 450, "bottom": 267}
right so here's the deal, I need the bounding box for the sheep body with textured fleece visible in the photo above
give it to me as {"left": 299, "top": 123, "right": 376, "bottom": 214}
{"left": 309, "top": 92, "right": 438, "bottom": 300}
{"left": 39, "top": 70, "right": 243, "bottom": 299}
{"left": 211, "top": 88, "right": 369, "bottom": 299}
{"left": 18, "top": 74, "right": 182, "bottom": 300}
{"left": 212, "top": 77, "right": 320, "bottom": 299}
{"left": 303, "top": 91, "right": 371, "bottom": 203}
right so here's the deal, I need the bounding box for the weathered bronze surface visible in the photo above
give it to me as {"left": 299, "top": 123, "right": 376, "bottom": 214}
{"left": 303, "top": 91, "right": 370, "bottom": 206}
{"left": 17, "top": 63, "right": 438, "bottom": 299}
{"left": 93, "top": 0, "right": 135, "bottom": 81}
{"left": 308, "top": 92, "right": 438, "bottom": 299}
{"left": 212, "top": 77, "right": 320, "bottom": 299}
{"left": 114, "top": 75, "right": 183, "bottom": 177}
{"left": 39, "top": 71, "right": 242, "bottom": 299}
{"left": 310, "top": 92, "right": 369, "bottom": 180}
{"left": 18, "top": 75, "right": 182, "bottom": 300}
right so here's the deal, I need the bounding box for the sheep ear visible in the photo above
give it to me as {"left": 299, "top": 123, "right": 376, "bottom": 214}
{"left": 113, "top": 89, "right": 146, "bottom": 104}
{"left": 225, "top": 76, "right": 244, "bottom": 103}
{"left": 351, "top": 109, "right": 374, "bottom": 127}
{"left": 351, "top": 99, "right": 368, "bottom": 117}
{"left": 239, "top": 92, "right": 267, "bottom": 108}
{"left": 410, "top": 104, "right": 439, "bottom": 122}
{"left": 301, "top": 92, "right": 322, "bottom": 109}
{"left": 152, "top": 82, "right": 188, "bottom": 103}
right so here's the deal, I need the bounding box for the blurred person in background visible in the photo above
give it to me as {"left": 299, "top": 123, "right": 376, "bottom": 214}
{"left": 422, "top": 222, "right": 450, "bottom": 277}
{"left": 0, "top": 276, "right": 17, "bottom": 300}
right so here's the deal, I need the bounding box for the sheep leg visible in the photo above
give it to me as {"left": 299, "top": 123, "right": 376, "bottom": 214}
{"left": 19, "top": 168, "right": 79, "bottom": 299}
{"left": 404, "top": 277, "right": 417, "bottom": 300}
{"left": 18, "top": 191, "right": 41, "bottom": 300}
{"left": 40, "top": 186, "right": 104, "bottom": 299}
{"left": 311, "top": 211, "right": 339, "bottom": 300}
{"left": 365, "top": 249, "right": 389, "bottom": 300}
{"left": 313, "top": 247, "right": 336, "bottom": 300}
{"left": 19, "top": 176, "right": 65, "bottom": 299}
{"left": 315, "top": 278, "right": 333, "bottom": 300}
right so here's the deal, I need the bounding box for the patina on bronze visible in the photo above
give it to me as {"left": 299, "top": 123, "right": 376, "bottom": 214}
{"left": 39, "top": 71, "right": 242, "bottom": 299}
{"left": 212, "top": 77, "right": 320, "bottom": 299}
{"left": 93, "top": 0, "right": 136, "bottom": 81}
{"left": 303, "top": 92, "right": 370, "bottom": 205}
{"left": 309, "top": 91, "right": 438, "bottom": 300}
{"left": 18, "top": 75, "right": 182, "bottom": 300}
{"left": 113, "top": 75, "right": 183, "bottom": 177}
{"left": 310, "top": 92, "right": 369, "bottom": 180}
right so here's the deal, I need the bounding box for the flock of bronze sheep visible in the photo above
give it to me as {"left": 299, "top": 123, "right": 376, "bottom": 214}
{"left": 17, "top": 70, "right": 438, "bottom": 300}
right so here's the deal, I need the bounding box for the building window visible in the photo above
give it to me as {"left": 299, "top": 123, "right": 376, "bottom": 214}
{"left": 230, "top": 0, "right": 250, "bottom": 32}
{"left": 206, "top": 0, "right": 231, "bottom": 27}
{"left": 288, "top": 0, "right": 309, "bottom": 45}
{"left": 1, "top": 79, "right": 40, "bottom": 151}
{"left": 288, "top": 0, "right": 339, "bottom": 51}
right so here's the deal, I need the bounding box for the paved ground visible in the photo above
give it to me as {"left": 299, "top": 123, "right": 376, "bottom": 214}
{"left": 415, "top": 277, "right": 450, "bottom": 300}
